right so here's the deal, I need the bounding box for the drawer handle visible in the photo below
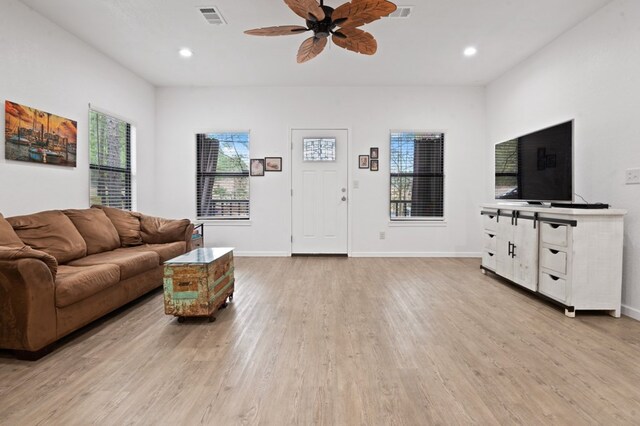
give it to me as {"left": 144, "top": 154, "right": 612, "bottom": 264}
{"left": 488, "top": 253, "right": 494, "bottom": 257}
{"left": 549, "top": 275, "right": 560, "bottom": 281}
{"left": 550, "top": 224, "right": 560, "bottom": 229}
{"left": 549, "top": 249, "right": 559, "bottom": 255}
{"left": 489, "top": 215, "right": 495, "bottom": 219}
{"left": 488, "top": 234, "right": 495, "bottom": 238}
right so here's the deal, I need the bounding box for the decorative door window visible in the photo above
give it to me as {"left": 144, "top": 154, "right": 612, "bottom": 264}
{"left": 303, "top": 138, "right": 336, "bottom": 162}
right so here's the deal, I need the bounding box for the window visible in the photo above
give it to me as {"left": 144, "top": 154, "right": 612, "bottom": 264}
{"left": 89, "top": 110, "right": 133, "bottom": 210}
{"left": 390, "top": 132, "right": 444, "bottom": 220}
{"left": 303, "top": 138, "right": 336, "bottom": 161}
{"left": 196, "top": 132, "right": 250, "bottom": 219}
{"left": 495, "top": 139, "right": 519, "bottom": 199}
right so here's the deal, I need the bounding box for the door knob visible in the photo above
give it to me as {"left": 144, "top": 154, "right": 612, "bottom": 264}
{"left": 341, "top": 196, "right": 347, "bottom": 201}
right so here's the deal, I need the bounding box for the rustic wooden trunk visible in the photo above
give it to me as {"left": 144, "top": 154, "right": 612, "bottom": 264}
{"left": 163, "top": 248, "right": 234, "bottom": 322}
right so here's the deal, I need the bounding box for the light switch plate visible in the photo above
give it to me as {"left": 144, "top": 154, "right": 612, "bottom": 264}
{"left": 626, "top": 168, "right": 640, "bottom": 185}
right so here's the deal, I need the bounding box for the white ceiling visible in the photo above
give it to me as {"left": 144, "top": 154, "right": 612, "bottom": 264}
{"left": 20, "top": 0, "right": 612, "bottom": 87}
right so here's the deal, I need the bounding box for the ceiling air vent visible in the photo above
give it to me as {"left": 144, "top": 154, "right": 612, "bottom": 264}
{"left": 387, "top": 6, "right": 413, "bottom": 18}
{"left": 199, "top": 6, "right": 226, "bottom": 25}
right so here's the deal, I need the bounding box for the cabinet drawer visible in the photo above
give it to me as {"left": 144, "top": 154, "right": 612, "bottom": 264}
{"left": 483, "top": 232, "right": 497, "bottom": 251}
{"left": 540, "top": 247, "right": 567, "bottom": 275}
{"left": 541, "top": 222, "right": 569, "bottom": 247}
{"left": 539, "top": 272, "right": 567, "bottom": 303}
{"left": 482, "top": 251, "right": 497, "bottom": 271}
{"left": 483, "top": 213, "right": 499, "bottom": 232}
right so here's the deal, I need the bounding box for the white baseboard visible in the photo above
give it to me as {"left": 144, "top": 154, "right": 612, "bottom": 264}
{"left": 232, "top": 251, "right": 482, "bottom": 258}
{"left": 622, "top": 304, "right": 640, "bottom": 321}
{"left": 350, "top": 252, "right": 482, "bottom": 258}
{"left": 233, "top": 251, "right": 290, "bottom": 257}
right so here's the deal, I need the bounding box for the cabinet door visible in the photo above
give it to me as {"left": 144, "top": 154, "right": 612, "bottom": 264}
{"left": 512, "top": 219, "right": 539, "bottom": 291}
{"left": 496, "top": 215, "right": 514, "bottom": 281}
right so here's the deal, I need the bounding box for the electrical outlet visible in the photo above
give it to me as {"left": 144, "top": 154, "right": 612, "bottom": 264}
{"left": 626, "top": 168, "right": 640, "bottom": 185}
{"left": 379, "top": 231, "right": 386, "bottom": 240}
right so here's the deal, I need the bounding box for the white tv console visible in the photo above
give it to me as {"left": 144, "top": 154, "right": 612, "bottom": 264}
{"left": 480, "top": 203, "right": 626, "bottom": 317}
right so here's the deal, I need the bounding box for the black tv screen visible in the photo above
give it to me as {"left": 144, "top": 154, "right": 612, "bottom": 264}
{"left": 495, "top": 121, "right": 573, "bottom": 202}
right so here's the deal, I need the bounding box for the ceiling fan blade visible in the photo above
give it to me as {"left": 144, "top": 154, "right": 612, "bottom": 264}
{"left": 331, "top": 27, "right": 377, "bottom": 55}
{"left": 333, "top": 0, "right": 397, "bottom": 28}
{"left": 284, "top": 0, "right": 326, "bottom": 22}
{"left": 244, "top": 25, "right": 309, "bottom": 36}
{"left": 297, "top": 36, "right": 328, "bottom": 63}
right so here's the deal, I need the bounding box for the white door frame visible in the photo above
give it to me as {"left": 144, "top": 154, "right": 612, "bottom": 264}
{"left": 289, "top": 127, "right": 352, "bottom": 256}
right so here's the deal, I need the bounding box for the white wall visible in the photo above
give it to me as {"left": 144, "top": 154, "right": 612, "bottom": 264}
{"left": 155, "top": 86, "right": 486, "bottom": 256}
{"left": 0, "top": 0, "right": 156, "bottom": 216}
{"left": 486, "top": 0, "right": 640, "bottom": 318}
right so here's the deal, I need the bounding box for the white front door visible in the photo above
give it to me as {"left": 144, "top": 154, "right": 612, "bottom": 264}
{"left": 291, "top": 129, "right": 348, "bottom": 254}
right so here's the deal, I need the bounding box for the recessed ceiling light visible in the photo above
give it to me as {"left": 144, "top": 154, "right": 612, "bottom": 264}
{"left": 179, "top": 48, "right": 193, "bottom": 58}
{"left": 464, "top": 46, "right": 478, "bottom": 57}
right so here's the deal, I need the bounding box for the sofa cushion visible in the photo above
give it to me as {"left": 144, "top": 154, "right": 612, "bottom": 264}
{"left": 7, "top": 210, "right": 87, "bottom": 264}
{"left": 55, "top": 264, "right": 120, "bottom": 308}
{"left": 140, "top": 215, "right": 191, "bottom": 244}
{"left": 68, "top": 250, "right": 159, "bottom": 280}
{"left": 63, "top": 209, "right": 121, "bottom": 255}
{"left": 114, "top": 241, "right": 187, "bottom": 264}
{"left": 0, "top": 213, "right": 24, "bottom": 248}
{"left": 91, "top": 205, "right": 143, "bottom": 247}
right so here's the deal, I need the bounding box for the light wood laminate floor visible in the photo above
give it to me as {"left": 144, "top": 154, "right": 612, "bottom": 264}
{"left": 1, "top": 257, "right": 640, "bottom": 425}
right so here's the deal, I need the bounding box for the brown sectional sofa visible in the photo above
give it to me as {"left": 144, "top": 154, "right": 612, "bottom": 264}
{"left": 0, "top": 206, "right": 193, "bottom": 359}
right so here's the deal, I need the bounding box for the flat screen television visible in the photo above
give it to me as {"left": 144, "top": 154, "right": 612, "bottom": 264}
{"left": 495, "top": 121, "right": 573, "bottom": 202}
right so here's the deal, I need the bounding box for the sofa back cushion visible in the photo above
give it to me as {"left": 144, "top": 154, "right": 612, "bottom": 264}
{"left": 63, "top": 209, "right": 121, "bottom": 255}
{"left": 7, "top": 210, "right": 87, "bottom": 264}
{"left": 140, "top": 215, "right": 191, "bottom": 244}
{"left": 91, "top": 205, "right": 143, "bottom": 247}
{"left": 0, "top": 213, "right": 24, "bottom": 248}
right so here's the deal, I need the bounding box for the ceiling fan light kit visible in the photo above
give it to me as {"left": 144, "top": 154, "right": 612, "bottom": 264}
{"left": 245, "top": 0, "right": 397, "bottom": 63}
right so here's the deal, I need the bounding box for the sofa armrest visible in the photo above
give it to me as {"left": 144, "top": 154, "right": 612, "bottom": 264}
{"left": 139, "top": 214, "right": 193, "bottom": 246}
{"left": 0, "top": 258, "right": 57, "bottom": 352}
{"left": 184, "top": 223, "right": 195, "bottom": 251}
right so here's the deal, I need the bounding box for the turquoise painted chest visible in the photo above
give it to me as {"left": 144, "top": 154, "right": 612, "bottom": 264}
{"left": 163, "top": 247, "right": 235, "bottom": 322}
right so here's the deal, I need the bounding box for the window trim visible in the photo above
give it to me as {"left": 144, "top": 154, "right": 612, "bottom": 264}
{"left": 88, "top": 106, "right": 136, "bottom": 211}
{"left": 195, "top": 130, "right": 251, "bottom": 220}
{"left": 389, "top": 129, "right": 447, "bottom": 222}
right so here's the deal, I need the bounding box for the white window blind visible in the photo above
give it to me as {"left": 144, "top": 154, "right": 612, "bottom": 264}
{"left": 196, "top": 132, "right": 250, "bottom": 219}
{"left": 390, "top": 132, "right": 445, "bottom": 220}
{"left": 89, "top": 110, "right": 132, "bottom": 210}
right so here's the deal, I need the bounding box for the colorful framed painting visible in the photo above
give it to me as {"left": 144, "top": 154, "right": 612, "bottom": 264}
{"left": 5, "top": 100, "right": 77, "bottom": 167}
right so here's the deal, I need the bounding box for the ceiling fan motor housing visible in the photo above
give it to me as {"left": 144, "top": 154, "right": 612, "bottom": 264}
{"left": 307, "top": 5, "right": 335, "bottom": 38}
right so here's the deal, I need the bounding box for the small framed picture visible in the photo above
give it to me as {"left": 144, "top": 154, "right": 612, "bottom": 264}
{"left": 359, "top": 155, "right": 370, "bottom": 169}
{"left": 265, "top": 157, "right": 282, "bottom": 172}
{"left": 370, "top": 147, "right": 379, "bottom": 160}
{"left": 370, "top": 159, "right": 379, "bottom": 171}
{"left": 250, "top": 158, "right": 265, "bottom": 176}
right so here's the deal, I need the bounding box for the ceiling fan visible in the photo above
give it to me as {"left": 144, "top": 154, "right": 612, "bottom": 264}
{"left": 244, "top": 0, "right": 397, "bottom": 63}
